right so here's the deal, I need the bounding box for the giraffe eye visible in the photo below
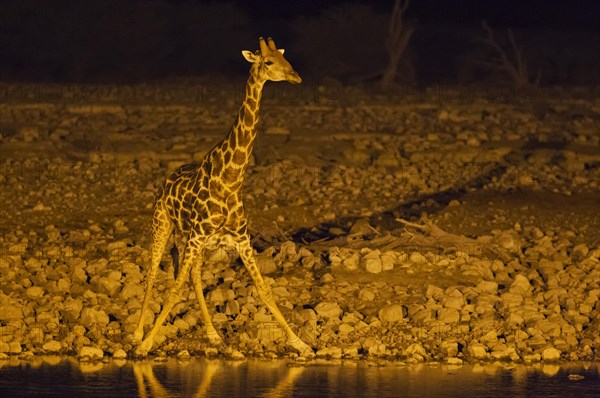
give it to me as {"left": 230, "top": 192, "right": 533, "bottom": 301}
{"left": 265, "top": 60, "right": 274, "bottom": 66}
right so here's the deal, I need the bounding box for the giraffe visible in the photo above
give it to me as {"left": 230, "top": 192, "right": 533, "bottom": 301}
{"left": 133, "top": 37, "right": 312, "bottom": 357}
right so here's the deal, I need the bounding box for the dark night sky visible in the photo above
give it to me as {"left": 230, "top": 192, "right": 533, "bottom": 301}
{"left": 243, "top": 0, "right": 599, "bottom": 30}
{"left": 0, "top": 0, "right": 598, "bottom": 83}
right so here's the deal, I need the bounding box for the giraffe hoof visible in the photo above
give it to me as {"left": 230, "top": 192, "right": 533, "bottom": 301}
{"left": 207, "top": 332, "right": 223, "bottom": 346}
{"left": 289, "top": 338, "right": 314, "bottom": 358}
{"left": 135, "top": 339, "right": 153, "bottom": 357}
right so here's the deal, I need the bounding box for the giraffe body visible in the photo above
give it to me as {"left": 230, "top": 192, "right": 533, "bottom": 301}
{"left": 133, "top": 37, "right": 311, "bottom": 356}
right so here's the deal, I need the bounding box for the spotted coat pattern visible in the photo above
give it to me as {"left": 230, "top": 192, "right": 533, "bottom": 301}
{"left": 133, "top": 37, "right": 311, "bottom": 356}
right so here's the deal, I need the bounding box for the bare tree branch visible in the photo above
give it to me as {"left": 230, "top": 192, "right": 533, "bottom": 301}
{"left": 381, "top": 0, "right": 414, "bottom": 90}
{"left": 477, "top": 20, "right": 537, "bottom": 86}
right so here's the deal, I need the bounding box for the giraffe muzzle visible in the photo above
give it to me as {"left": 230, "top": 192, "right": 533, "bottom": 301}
{"left": 287, "top": 71, "right": 302, "bottom": 84}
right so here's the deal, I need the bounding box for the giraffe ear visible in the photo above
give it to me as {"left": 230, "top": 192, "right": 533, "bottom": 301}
{"left": 277, "top": 49, "right": 285, "bottom": 55}
{"left": 242, "top": 50, "right": 256, "bottom": 63}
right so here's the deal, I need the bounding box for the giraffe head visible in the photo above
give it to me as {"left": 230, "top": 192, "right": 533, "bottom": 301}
{"left": 242, "top": 37, "right": 302, "bottom": 84}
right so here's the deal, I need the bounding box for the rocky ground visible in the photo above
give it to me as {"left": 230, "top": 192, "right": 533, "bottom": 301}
{"left": 0, "top": 82, "right": 598, "bottom": 365}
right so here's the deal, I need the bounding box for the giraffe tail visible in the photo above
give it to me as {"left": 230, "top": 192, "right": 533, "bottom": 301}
{"left": 170, "top": 244, "right": 180, "bottom": 278}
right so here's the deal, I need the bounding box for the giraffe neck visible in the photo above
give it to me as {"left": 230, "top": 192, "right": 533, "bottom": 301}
{"left": 217, "top": 65, "right": 265, "bottom": 174}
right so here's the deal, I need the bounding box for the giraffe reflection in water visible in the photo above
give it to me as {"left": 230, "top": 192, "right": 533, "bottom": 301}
{"left": 133, "top": 360, "right": 305, "bottom": 398}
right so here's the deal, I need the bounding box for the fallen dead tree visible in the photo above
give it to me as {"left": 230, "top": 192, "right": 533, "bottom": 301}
{"left": 305, "top": 216, "right": 516, "bottom": 263}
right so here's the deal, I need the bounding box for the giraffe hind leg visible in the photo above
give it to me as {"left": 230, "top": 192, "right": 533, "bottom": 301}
{"left": 133, "top": 202, "right": 173, "bottom": 343}
{"left": 136, "top": 238, "right": 202, "bottom": 355}
{"left": 191, "top": 259, "right": 222, "bottom": 345}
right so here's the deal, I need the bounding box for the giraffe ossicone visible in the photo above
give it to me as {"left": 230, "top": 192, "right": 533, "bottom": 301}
{"left": 133, "top": 37, "right": 312, "bottom": 357}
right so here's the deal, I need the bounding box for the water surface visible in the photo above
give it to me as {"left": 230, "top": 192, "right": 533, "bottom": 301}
{"left": 0, "top": 357, "right": 598, "bottom": 397}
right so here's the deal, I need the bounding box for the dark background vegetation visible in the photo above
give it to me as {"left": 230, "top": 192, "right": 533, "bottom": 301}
{"left": 0, "top": 0, "right": 598, "bottom": 86}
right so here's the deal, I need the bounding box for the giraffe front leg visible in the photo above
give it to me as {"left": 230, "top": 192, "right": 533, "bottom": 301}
{"left": 135, "top": 240, "right": 200, "bottom": 356}
{"left": 236, "top": 237, "right": 314, "bottom": 357}
{"left": 191, "top": 260, "right": 223, "bottom": 346}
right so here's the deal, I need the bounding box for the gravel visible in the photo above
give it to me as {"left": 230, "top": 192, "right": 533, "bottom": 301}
{"left": 0, "top": 86, "right": 598, "bottom": 364}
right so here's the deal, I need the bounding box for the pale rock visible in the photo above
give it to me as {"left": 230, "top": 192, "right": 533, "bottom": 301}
{"left": 491, "top": 346, "right": 516, "bottom": 360}
{"left": 214, "top": 313, "right": 228, "bottom": 323}
{"left": 426, "top": 284, "right": 444, "bottom": 300}
{"left": 339, "top": 323, "right": 355, "bottom": 334}
{"left": 342, "top": 253, "right": 360, "bottom": 271}
{"left": 437, "top": 308, "right": 460, "bottom": 324}
{"left": 299, "top": 309, "right": 317, "bottom": 322}
{"left": 523, "top": 353, "right": 541, "bottom": 362}
{"left": 79, "top": 346, "right": 104, "bottom": 360}
{"left": 579, "top": 302, "right": 593, "bottom": 315}
{"left": 229, "top": 349, "right": 245, "bottom": 360}
{"left": 480, "top": 330, "right": 498, "bottom": 346}
{"left": 42, "top": 340, "right": 62, "bottom": 352}
{"left": 440, "top": 341, "right": 459, "bottom": 357}
{"left": 343, "top": 347, "right": 359, "bottom": 358}
{"left": 572, "top": 243, "right": 589, "bottom": 260}
{"left": 177, "top": 350, "right": 191, "bottom": 359}
{"left": 500, "top": 292, "right": 524, "bottom": 307}
{"left": 362, "top": 337, "right": 381, "bottom": 351}
{"left": 107, "top": 270, "right": 122, "bottom": 281}
{"left": 173, "top": 318, "right": 190, "bottom": 332}
{"left": 61, "top": 298, "right": 83, "bottom": 322}
{"left": 272, "top": 286, "right": 289, "bottom": 298}
{"left": 538, "top": 259, "right": 563, "bottom": 280}
{"left": 541, "top": 347, "right": 561, "bottom": 361}
{"left": 363, "top": 257, "right": 383, "bottom": 274}
{"left": 380, "top": 253, "right": 395, "bottom": 271}
{"left": 507, "top": 312, "right": 525, "bottom": 326}
{"left": 25, "top": 286, "right": 44, "bottom": 299}
{"left": 9, "top": 342, "right": 22, "bottom": 354}
{"left": 57, "top": 278, "right": 71, "bottom": 292}
{"left": 358, "top": 289, "right": 375, "bottom": 301}
{"left": 411, "top": 307, "right": 433, "bottom": 323}
{"left": 71, "top": 266, "right": 88, "bottom": 284}
{"left": 446, "top": 357, "right": 463, "bottom": 365}
{"left": 256, "top": 249, "right": 277, "bottom": 275}
{"left": 405, "top": 343, "right": 427, "bottom": 357}
{"left": 410, "top": 252, "right": 428, "bottom": 264}
{"left": 355, "top": 320, "right": 370, "bottom": 330}
{"left": 97, "top": 277, "right": 122, "bottom": 297}
{"left": 226, "top": 300, "right": 240, "bottom": 315}
{"left": 378, "top": 304, "right": 404, "bottom": 323}
{"left": 107, "top": 241, "right": 127, "bottom": 253}
{"left": 120, "top": 284, "right": 145, "bottom": 300}
{"left": 510, "top": 274, "right": 532, "bottom": 294}
{"left": 468, "top": 343, "right": 488, "bottom": 359}
{"left": 113, "top": 349, "right": 127, "bottom": 359}
{"left": 369, "top": 343, "right": 387, "bottom": 356}
{"left": 207, "top": 287, "right": 234, "bottom": 303}
{"left": 79, "top": 307, "right": 110, "bottom": 327}
{"left": 476, "top": 281, "right": 498, "bottom": 294}
{"left": 443, "top": 296, "right": 464, "bottom": 309}
{"left": 536, "top": 319, "right": 561, "bottom": 337}
{"left": 0, "top": 305, "right": 23, "bottom": 320}
{"left": 315, "top": 302, "right": 342, "bottom": 320}
{"left": 316, "top": 346, "right": 343, "bottom": 359}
